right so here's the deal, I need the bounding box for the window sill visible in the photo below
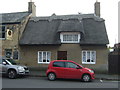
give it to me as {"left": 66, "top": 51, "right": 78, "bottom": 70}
{"left": 38, "top": 62, "right": 50, "bottom": 64}
{"left": 0, "top": 38, "right": 5, "bottom": 40}
{"left": 82, "top": 62, "right": 96, "bottom": 64}
{"left": 61, "top": 42, "right": 80, "bottom": 43}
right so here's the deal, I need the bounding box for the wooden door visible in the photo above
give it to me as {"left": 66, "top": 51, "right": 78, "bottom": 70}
{"left": 57, "top": 51, "right": 67, "bottom": 60}
{"left": 108, "top": 54, "right": 120, "bottom": 74}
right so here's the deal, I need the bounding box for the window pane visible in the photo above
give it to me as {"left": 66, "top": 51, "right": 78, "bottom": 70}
{"left": 82, "top": 51, "right": 86, "bottom": 62}
{"left": 63, "top": 35, "right": 67, "bottom": 41}
{"left": 87, "top": 51, "right": 90, "bottom": 62}
{"left": 38, "top": 51, "right": 51, "bottom": 63}
{"left": 62, "top": 33, "right": 79, "bottom": 42}
{"left": 66, "top": 62, "right": 78, "bottom": 68}
{"left": 53, "top": 62, "right": 65, "bottom": 67}
{"left": 2, "top": 32, "right": 5, "bottom": 38}
{"left": 5, "top": 49, "right": 12, "bottom": 58}
{"left": 75, "top": 35, "right": 78, "bottom": 41}
{"left": 43, "top": 52, "right": 46, "bottom": 62}
{"left": 72, "top": 35, "right": 74, "bottom": 41}
{"left": 0, "top": 26, "right": 6, "bottom": 38}
{"left": 13, "top": 51, "right": 19, "bottom": 59}
{"left": 67, "top": 35, "right": 69, "bottom": 41}
{"left": 47, "top": 52, "right": 50, "bottom": 62}
{"left": 2, "top": 26, "right": 5, "bottom": 32}
{"left": 63, "top": 35, "right": 65, "bottom": 41}
{"left": 69, "top": 35, "right": 72, "bottom": 41}
{"left": 91, "top": 51, "right": 96, "bottom": 62}
{"left": 82, "top": 51, "right": 96, "bottom": 64}
{"left": 39, "top": 52, "right": 42, "bottom": 62}
{"left": 73, "top": 35, "right": 77, "bottom": 41}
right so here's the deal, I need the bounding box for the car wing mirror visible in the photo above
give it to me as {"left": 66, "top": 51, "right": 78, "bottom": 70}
{"left": 3, "top": 62, "right": 7, "bottom": 65}
{"left": 76, "top": 66, "right": 82, "bottom": 69}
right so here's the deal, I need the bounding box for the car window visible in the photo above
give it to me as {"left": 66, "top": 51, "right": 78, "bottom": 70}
{"left": 2, "top": 59, "right": 9, "bottom": 65}
{"left": 7, "top": 59, "right": 17, "bottom": 65}
{"left": 53, "top": 62, "right": 65, "bottom": 67}
{"left": 65, "top": 62, "right": 78, "bottom": 69}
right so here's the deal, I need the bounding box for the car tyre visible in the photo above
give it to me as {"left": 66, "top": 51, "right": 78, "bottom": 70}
{"left": 81, "top": 74, "right": 91, "bottom": 82}
{"left": 8, "top": 70, "right": 17, "bottom": 79}
{"left": 48, "top": 73, "right": 56, "bottom": 81}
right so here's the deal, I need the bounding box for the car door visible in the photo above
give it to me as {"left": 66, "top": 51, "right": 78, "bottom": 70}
{"left": 64, "top": 62, "right": 82, "bottom": 79}
{"left": 52, "top": 61, "right": 66, "bottom": 78}
{"left": 2, "top": 59, "right": 8, "bottom": 74}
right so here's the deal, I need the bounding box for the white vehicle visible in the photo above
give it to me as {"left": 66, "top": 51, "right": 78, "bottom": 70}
{"left": 0, "top": 57, "right": 29, "bottom": 79}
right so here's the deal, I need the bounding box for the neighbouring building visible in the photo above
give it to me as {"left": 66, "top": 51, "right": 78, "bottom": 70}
{"left": 19, "top": 1, "right": 109, "bottom": 73}
{"left": 0, "top": 1, "right": 36, "bottom": 60}
{"left": 108, "top": 43, "right": 120, "bottom": 74}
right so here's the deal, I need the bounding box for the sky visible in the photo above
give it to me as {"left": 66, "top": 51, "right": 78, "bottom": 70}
{"left": 0, "top": 0, "right": 119, "bottom": 46}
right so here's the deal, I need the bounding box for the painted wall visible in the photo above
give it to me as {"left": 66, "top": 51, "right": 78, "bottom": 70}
{"left": 19, "top": 44, "right": 108, "bottom": 73}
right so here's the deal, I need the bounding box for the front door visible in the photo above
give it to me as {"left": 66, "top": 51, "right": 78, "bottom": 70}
{"left": 57, "top": 51, "right": 67, "bottom": 60}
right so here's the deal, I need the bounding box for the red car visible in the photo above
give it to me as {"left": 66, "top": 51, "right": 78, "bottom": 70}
{"left": 46, "top": 60, "right": 95, "bottom": 82}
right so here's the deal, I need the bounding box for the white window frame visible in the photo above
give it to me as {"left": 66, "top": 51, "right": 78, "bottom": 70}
{"left": 38, "top": 51, "right": 51, "bottom": 64}
{"left": 82, "top": 50, "right": 96, "bottom": 64}
{"left": 60, "top": 32, "right": 80, "bottom": 43}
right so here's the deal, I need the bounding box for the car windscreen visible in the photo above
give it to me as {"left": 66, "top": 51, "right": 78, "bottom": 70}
{"left": 6, "top": 59, "right": 17, "bottom": 65}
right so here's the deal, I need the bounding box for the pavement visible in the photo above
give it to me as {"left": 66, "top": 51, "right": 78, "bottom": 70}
{"left": 28, "top": 70, "right": 120, "bottom": 81}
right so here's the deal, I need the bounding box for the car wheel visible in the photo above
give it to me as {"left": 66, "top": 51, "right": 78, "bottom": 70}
{"left": 48, "top": 73, "right": 56, "bottom": 81}
{"left": 82, "top": 74, "right": 91, "bottom": 82}
{"left": 8, "top": 70, "right": 17, "bottom": 79}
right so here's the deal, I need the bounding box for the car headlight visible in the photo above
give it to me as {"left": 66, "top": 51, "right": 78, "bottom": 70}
{"left": 17, "top": 66, "right": 25, "bottom": 72}
{"left": 88, "top": 70, "right": 94, "bottom": 73}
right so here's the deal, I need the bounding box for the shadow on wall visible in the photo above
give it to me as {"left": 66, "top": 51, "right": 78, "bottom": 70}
{"left": 28, "top": 66, "right": 48, "bottom": 71}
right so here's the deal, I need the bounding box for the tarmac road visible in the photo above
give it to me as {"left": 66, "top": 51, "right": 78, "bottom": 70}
{"left": 2, "top": 77, "right": 119, "bottom": 88}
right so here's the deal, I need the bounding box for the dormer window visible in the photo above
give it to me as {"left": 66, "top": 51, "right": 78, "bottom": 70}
{"left": 60, "top": 32, "right": 80, "bottom": 43}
